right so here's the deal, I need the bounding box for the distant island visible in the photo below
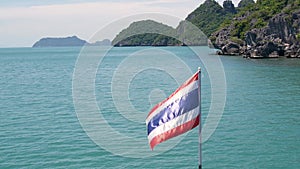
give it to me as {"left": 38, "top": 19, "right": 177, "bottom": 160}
{"left": 111, "top": 0, "right": 300, "bottom": 58}
{"left": 32, "top": 36, "right": 111, "bottom": 47}
{"left": 112, "top": 20, "right": 207, "bottom": 46}
{"left": 112, "top": 20, "right": 181, "bottom": 47}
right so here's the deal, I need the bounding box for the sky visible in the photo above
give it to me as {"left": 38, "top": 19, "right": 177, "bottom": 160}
{"left": 0, "top": 0, "right": 242, "bottom": 47}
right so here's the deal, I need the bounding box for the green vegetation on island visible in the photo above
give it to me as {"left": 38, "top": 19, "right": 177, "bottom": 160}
{"left": 185, "top": 0, "right": 236, "bottom": 36}
{"left": 211, "top": 0, "right": 300, "bottom": 58}
{"left": 111, "top": 0, "right": 238, "bottom": 47}
{"left": 112, "top": 20, "right": 180, "bottom": 46}
{"left": 112, "top": 0, "right": 300, "bottom": 58}
{"left": 112, "top": 19, "right": 208, "bottom": 46}
{"left": 237, "top": 0, "right": 255, "bottom": 8}
{"left": 220, "top": 0, "right": 298, "bottom": 40}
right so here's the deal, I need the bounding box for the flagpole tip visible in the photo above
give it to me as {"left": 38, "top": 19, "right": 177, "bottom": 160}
{"left": 198, "top": 67, "right": 201, "bottom": 72}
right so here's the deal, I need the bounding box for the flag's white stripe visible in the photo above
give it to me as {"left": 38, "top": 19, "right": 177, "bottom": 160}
{"left": 147, "top": 106, "right": 199, "bottom": 142}
{"left": 146, "top": 81, "right": 198, "bottom": 124}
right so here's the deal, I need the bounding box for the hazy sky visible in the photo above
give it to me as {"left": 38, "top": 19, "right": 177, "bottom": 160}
{"left": 0, "top": 0, "right": 242, "bottom": 47}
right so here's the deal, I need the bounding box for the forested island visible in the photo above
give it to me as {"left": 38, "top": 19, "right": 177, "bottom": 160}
{"left": 112, "top": 0, "right": 300, "bottom": 58}
{"left": 32, "top": 36, "right": 111, "bottom": 47}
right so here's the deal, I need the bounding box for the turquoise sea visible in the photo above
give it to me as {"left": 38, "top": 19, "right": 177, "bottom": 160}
{"left": 0, "top": 47, "right": 299, "bottom": 168}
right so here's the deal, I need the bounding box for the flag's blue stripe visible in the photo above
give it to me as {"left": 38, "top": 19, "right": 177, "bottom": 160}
{"left": 147, "top": 88, "right": 199, "bottom": 135}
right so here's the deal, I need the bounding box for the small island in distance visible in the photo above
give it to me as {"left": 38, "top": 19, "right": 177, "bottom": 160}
{"left": 32, "top": 36, "right": 111, "bottom": 47}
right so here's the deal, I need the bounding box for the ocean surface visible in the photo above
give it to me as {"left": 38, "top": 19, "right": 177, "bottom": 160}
{"left": 0, "top": 47, "right": 299, "bottom": 168}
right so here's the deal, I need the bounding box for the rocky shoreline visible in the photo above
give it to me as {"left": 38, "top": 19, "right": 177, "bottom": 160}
{"left": 213, "top": 9, "right": 300, "bottom": 58}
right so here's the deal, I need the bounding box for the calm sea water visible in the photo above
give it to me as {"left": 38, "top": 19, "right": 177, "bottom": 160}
{"left": 0, "top": 47, "right": 299, "bottom": 168}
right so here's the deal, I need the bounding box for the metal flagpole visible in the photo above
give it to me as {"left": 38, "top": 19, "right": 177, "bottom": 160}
{"left": 198, "top": 67, "right": 202, "bottom": 169}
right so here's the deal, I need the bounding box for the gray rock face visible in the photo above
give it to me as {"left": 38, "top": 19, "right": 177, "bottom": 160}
{"left": 213, "top": 9, "right": 300, "bottom": 58}
{"left": 256, "top": 42, "right": 280, "bottom": 58}
{"left": 214, "top": 28, "right": 232, "bottom": 47}
{"left": 245, "top": 31, "right": 257, "bottom": 46}
{"left": 268, "top": 13, "right": 294, "bottom": 42}
{"left": 221, "top": 42, "right": 240, "bottom": 55}
{"left": 244, "top": 10, "right": 300, "bottom": 57}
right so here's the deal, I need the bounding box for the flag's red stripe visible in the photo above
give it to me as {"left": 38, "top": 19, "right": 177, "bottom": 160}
{"left": 149, "top": 115, "right": 199, "bottom": 150}
{"left": 147, "top": 72, "right": 199, "bottom": 119}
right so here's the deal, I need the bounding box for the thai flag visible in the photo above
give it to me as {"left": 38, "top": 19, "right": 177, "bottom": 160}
{"left": 146, "top": 71, "right": 200, "bottom": 149}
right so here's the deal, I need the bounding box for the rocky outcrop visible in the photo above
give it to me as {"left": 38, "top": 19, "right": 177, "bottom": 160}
{"left": 213, "top": 9, "right": 300, "bottom": 58}
{"left": 238, "top": 0, "right": 255, "bottom": 8}
{"left": 223, "top": 0, "right": 237, "bottom": 14}
{"left": 211, "top": 12, "right": 249, "bottom": 55}
{"left": 243, "top": 10, "right": 300, "bottom": 58}
{"left": 218, "top": 42, "right": 240, "bottom": 55}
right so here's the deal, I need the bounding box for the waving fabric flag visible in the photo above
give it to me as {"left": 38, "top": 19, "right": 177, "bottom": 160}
{"left": 146, "top": 71, "right": 200, "bottom": 150}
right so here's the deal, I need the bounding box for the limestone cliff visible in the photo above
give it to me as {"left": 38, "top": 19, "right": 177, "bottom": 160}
{"left": 211, "top": 0, "right": 300, "bottom": 58}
